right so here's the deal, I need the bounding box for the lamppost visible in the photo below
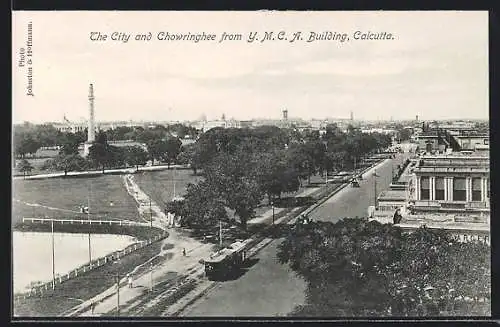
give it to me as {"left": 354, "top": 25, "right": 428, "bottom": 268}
{"left": 323, "top": 141, "right": 328, "bottom": 185}
{"left": 87, "top": 182, "right": 92, "bottom": 265}
{"left": 150, "top": 262, "right": 154, "bottom": 292}
{"left": 114, "top": 274, "right": 121, "bottom": 316}
{"left": 271, "top": 201, "right": 275, "bottom": 225}
{"left": 51, "top": 219, "right": 55, "bottom": 290}
{"left": 149, "top": 198, "right": 153, "bottom": 229}
{"left": 373, "top": 169, "right": 379, "bottom": 209}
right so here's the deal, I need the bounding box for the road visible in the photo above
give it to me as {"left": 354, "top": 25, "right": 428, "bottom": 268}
{"left": 13, "top": 164, "right": 189, "bottom": 181}
{"left": 182, "top": 152, "right": 411, "bottom": 317}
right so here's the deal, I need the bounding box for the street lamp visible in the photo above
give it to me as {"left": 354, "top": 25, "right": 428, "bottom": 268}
{"left": 87, "top": 182, "right": 92, "bottom": 266}
{"left": 149, "top": 198, "right": 153, "bottom": 229}
{"left": 323, "top": 141, "right": 328, "bottom": 185}
{"left": 373, "top": 169, "right": 379, "bottom": 209}
{"left": 271, "top": 201, "right": 275, "bottom": 225}
{"left": 150, "top": 262, "right": 154, "bottom": 292}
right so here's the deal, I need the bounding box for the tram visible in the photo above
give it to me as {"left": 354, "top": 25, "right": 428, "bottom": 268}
{"left": 203, "top": 240, "right": 252, "bottom": 280}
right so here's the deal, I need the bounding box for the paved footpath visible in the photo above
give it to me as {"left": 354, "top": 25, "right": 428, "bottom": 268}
{"left": 13, "top": 164, "right": 187, "bottom": 181}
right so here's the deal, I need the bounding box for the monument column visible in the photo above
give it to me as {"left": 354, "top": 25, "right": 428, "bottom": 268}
{"left": 84, "top": 83, "right": 95, "bottom": 157}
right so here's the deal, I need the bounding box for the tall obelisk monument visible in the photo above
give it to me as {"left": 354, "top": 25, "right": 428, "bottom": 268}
{"left": 83, "top": 83, "right": 96, "bottom": 157}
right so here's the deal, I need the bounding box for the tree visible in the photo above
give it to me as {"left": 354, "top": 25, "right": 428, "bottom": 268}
{"left": 18, "top": 159, "right": 34, "bottom": 178}
{"left": 124, "top": 146, "right": 148, "bottom": 171}
{"left": 59, "top": 134, "right": 80, "bottom": 156}
{"left": 203, "top": 151, "right": 263, "bottom": 230}
{"left": 14, "top": 134, "right": 41, "bottom": 158}
{"left": 176, "top": 143, "right": 200, "bottom": 175}
{"left": 257, "top": 150, "right": 301, "bottom": 203}
{"left": 106, "top": 145, "right": 126, "bottom": 168}
{"left": 51, "top": 153, "right": 87, "bottom": 176}
{"left": 146, "top": 139, "right": 167, "bottom": 165}
{"left": 88, "top": 143, "right": 108, "bottom": 173}
{"left": 163, "top": 137, "right": 182, "bottom": 168}
{"left": 181, "top": 180, "right": 228, "bottom": 228}
{"left": 277, "top": 218, "right": 490, "bottom": 317}
{"left": 286, "top": 143, "right": 316, "bottom": 185}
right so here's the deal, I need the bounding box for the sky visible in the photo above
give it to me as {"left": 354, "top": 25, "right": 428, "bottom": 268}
{"left": 12, "top": 11, "right": 488, "bottom": 124}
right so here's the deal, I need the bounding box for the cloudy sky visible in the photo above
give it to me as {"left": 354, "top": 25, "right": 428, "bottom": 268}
{"left": 12, "top": 11, "right": 488, "bottom": 124}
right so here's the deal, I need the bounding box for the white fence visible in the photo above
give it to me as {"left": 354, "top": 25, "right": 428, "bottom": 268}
{"left": 14, "top": 231, "right": 167, "bottom": 301}
{"left": 22, "top": 217, "right": 147, "bottom": 227}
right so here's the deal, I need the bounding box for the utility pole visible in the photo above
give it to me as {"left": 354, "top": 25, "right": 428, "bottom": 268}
{"left": 150, "top": 262, "right": 154, "bottom": 292}
{"left": 87, "top": 182, "right": 92, "bottom": 265}
{"left": 51, "top": 219, "right": 55, "bottom": 290}
{"left": 324, "top": 141, "right": 328, "bottom": 185}
{"left": 272, "top": 201, "right": 275, "bottom": 225}
{"left": 149, "top": 198, "right": 153, "bottom": 229}
{"left": 115, "top": 274, "right": 120, "bottom": 316}
{"left": 173, "top": 165, "right": 176, "bottom": 198}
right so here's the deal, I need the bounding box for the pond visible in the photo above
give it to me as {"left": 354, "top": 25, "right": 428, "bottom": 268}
{"left": 13, "top": 231, "right": 137, "bottom": 293}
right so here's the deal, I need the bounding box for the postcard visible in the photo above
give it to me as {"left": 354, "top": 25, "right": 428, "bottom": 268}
{"left": 12, "top": 11, "right": 490, "bottom": 319}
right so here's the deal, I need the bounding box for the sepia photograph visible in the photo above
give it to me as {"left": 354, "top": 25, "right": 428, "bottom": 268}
{"left": 11, "top": 11, "right": 490, "bottom": 318}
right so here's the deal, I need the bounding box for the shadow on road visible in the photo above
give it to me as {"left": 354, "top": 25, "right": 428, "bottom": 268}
{"left": 273, "top": 196, "right": 316, "bottom": 208}
{"left": 208, "top": 258, "right": 261, "bottom": 282}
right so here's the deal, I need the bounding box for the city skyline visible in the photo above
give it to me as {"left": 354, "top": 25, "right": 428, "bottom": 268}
{"left": 13, "top": 11, "right": 488, "bottom": 124}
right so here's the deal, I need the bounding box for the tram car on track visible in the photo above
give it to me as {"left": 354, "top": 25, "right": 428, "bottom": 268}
{"left": 203, "top": 240, "right": 252, "bottom": 280}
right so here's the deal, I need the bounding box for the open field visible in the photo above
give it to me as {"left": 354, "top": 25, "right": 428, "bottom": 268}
{"left": 12, "top": 175, "right": 140, "bottom": 226}
{"left": 133, "top": 169, "right": 202, "bottom": 208}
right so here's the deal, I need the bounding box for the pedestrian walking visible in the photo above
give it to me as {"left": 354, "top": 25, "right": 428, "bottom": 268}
{"left": 127, "top": 274, "right": 133, "bottom": 288}
{"left": 182, "top": 248, "right": 186, "bottom": 256}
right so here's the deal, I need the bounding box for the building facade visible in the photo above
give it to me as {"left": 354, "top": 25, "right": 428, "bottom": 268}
{"left": 409, "top": 155, "right": 490, "bottom": 216}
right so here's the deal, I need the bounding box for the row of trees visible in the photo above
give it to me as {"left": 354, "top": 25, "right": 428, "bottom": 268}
{"left": 12, "top": 122, "right": 198, "bottom": 159}
{"left": 277, "top": 218, "right": 490, "bottom": 317}
{"left": 39, "top": 131, "right": 182, "bottom": 176}
{"left": 166, "top": 125, "right": 392, "bottom": 230}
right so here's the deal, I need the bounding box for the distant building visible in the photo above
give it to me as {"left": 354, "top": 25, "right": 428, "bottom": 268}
{"left": 53, "top": 122, "right": 89, "bottom": 134}
{"left": 452, "top": 133, "right": 489, "bottom": 151}
{"left": 201, "top": 119, "right": 242, "bottom": 133}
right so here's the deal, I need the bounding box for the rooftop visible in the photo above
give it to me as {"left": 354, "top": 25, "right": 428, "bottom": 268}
{"left": 370, "top": 214, "right": 490, "bottom": 233}
{"left": 378, "top": 189, "right": 407, "bottom": 201}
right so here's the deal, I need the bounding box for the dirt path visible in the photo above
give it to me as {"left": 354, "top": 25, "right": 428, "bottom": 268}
{"left": 68, "top": 175, "right": 213, "bottom": 316}
{"left": 13, "top": 198, "right": 82, "bottom": 214}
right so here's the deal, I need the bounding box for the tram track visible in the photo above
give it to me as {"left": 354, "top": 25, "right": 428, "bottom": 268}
{"left": 167, "top": 158, "right": 390, "bottom": 316}
{"left": 105, "top": 158, "right": 389, "bottom": 317}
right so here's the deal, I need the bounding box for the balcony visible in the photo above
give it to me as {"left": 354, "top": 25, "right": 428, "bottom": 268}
{"left": 410, "top": 200, "right": 490, "bottom": 213}
{"left": 412, "top": 200, "right": 441, "bottom": 208}
{"left": 440, "top": 202, "right": 466, "bottom": 209}
{"left": 465, "top": 202, "right": 490, "bottom": 209}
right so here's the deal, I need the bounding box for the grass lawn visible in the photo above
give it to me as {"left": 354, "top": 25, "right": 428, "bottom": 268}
{"left": 12, "top": 175, "right": 140, "bottom": 226}
{"left": 13, "top": 240, "right": 164, "bottom": 317}
{"left": 133, "top": 169, "right": 202, "bottom": 208}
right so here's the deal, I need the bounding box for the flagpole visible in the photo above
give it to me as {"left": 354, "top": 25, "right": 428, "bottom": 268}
{"left": 51, "top": 218, "right": 56, "bottom": 290}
